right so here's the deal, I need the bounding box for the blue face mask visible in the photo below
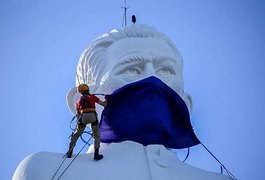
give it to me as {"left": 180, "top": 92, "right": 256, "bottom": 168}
{"left": 99, "top": 76, "right": 200, "bottom": 149}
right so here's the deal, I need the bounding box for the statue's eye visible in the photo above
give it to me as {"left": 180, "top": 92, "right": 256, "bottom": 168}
{"left": 156, "top": 68, "right": 174, "bottom": 78}
{"left": 118, "top": 67, "right": 143, "bottom": 76}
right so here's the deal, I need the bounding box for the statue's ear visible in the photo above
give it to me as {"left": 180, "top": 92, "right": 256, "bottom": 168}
{"left": 183, "top": 92, "right": 193, "bottom": 114}
{"left": 66, "top": 87, "right": 80, "bottom": 115}
{"left": 66, "top": 85, "right": 98, "bottom": 115}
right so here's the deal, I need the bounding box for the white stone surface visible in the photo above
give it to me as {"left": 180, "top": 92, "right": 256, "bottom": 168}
{"left": 13, "top": 141, "right": 230, "bottom": 180}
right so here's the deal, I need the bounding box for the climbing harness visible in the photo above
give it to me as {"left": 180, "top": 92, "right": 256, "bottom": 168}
{"left": 51, "top": 115, "right": 93, "bottom": 180}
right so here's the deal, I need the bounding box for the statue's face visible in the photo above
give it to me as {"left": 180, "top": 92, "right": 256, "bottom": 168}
{"left": 97, "top": 37, "right": 184, "bottom": 95}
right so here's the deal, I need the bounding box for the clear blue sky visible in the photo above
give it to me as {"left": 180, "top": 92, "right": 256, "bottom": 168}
{"left": 1, "top": 0, "right": 265, "bottom": 180}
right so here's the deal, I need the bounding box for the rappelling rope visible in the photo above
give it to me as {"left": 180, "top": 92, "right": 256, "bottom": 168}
{"left": 50, "top": 149, "right": 70, "bottom": 180}
{"left": 69, "top": 115, "right": 92, "bottom": 144}
{"left": 200, "top": 142, "right": 238, "bottom": 180}
{"left": 51, "top": 115, "right": 93, "bottom": 180}
{"left": 55, "top": 135, "right": 93, "bottom": 180}
{"left": 92, "top": 93, "right": 107, "bottom": 96}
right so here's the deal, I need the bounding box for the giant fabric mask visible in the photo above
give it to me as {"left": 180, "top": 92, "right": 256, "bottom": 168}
{"left": 99, "top": 76, "right": 200, "bottom": 149}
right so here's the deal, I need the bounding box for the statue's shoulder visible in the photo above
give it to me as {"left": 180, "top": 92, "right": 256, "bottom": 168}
{"left": 13, "top": 151, "right": 104, "bottom": 180}
{"left": 13, "top": 142, "right": 230, "bottom": 180}
{"left": 13, "top": 152, "right": 65, "bottom": 180}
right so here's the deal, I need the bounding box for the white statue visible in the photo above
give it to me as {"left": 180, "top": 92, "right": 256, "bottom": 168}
{"left": 13, "top": 25, "right": 230, "bottom": 180}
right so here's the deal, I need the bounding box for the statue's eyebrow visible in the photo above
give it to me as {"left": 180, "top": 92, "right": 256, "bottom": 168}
{"left": 120, "top": 55, "right": 146, "bottom": 64}
{"left": 152, "top": 57, "right": 177, "bottom": 65}
{"left": 111, "top": 56, "right": 145, "bottom": 73}
{"left": 113, "top": 54, "right": 177, "bottom": 70}
{"left": 113, "top": 56, "right": 146, "bottom": 68}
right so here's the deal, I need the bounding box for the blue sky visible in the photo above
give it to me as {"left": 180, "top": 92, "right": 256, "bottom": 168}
{"left": 1, "top": 0, "right": 265, "bottom": 179}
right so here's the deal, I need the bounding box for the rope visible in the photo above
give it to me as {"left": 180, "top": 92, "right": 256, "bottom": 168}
{"left": 51, "top": 115, "right": 93, "bottom": 180}
{"left": 92, "top": 93, "right": 107, "bottom": 96}
{"left": 69, "top": 115, "right": 92, "bottom": 144}
{"left": 56, "top": 136, "right": 93, "bottom": 180}
{"left": 182, "top": 147, "right": 190, "bottom": 162}
{"left": 200, "top": 142, "right": 237, "bottom": 180}
{"left": 50, "top": 151, "right": 69, "bottom": 180}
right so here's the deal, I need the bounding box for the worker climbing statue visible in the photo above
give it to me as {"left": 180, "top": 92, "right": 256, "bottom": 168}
{"left": 65, "top": 84, "right": 106, "bottom": 160}
{"left": 13, "top": 24, "right": 232, "bottom": 180}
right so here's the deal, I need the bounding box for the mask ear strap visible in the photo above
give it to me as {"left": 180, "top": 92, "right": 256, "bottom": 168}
{"left": 183, "top": 92, "right": 193, "bottom": 114}
{"left": 182, "top": 147, "right": 190, "bottom": 162}
{"left": 66, "top": 87, "right": 80, "bottom": 115}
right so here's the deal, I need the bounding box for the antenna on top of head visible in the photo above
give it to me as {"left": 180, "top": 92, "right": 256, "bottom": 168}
{"left": 121, "top": 0, "right": 129, "bottom": 27}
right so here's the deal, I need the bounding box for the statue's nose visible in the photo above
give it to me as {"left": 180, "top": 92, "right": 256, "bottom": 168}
{"left": 143, "top": 62, "right": 156, "bottom": 77}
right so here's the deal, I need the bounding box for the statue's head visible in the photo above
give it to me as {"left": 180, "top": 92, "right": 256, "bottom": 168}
{"left": 68, "top": 24, "right": 192, "bottom": 113}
